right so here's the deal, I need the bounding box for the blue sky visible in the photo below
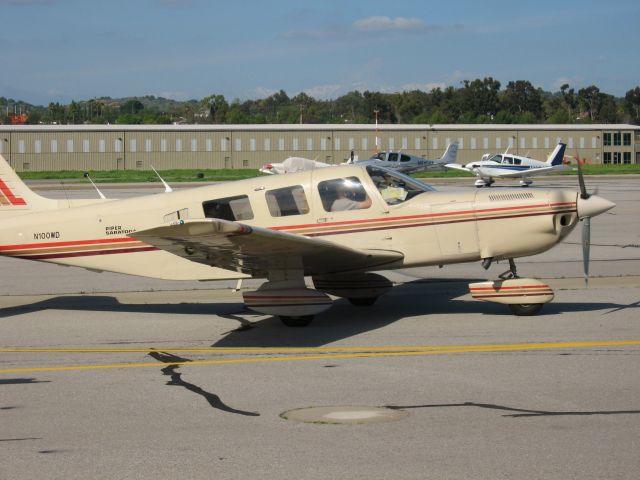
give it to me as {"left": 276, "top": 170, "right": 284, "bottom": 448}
{"left": 1, "top": 0, "right": 638, "bottom": 105}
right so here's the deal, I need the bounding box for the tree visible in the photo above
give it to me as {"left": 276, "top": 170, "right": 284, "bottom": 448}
{"left": 503, "top": 80, "right": 543, "bottom": 119}
{"left": 577, "top": 85, "right": 602, "bottom": 121}
{"left": 624, "top": 86, "right": 640, "bottom": 124}
{"left": 120, "top": 99, "right": 144, "bottom": 115}
{"left": 202, "top": 94, "right": 229, "bottom": 123}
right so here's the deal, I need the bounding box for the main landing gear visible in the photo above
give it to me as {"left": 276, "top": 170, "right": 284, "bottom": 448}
{"left": 470, "top": 258, "right": 554, "bottom": 316}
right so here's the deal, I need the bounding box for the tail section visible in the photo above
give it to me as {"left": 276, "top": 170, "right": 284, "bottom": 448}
{"left": 547, "top": 143, "right": 567, "bottom": 166}
{"left": 438, "top": 141, "right": 459, "bottom": 164}
{"left": 0, "top": 154, "right": 57, "bottom": 216}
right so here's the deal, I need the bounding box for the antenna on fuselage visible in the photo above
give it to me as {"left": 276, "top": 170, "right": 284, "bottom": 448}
{"left": 83, "top": 172, "right": 107, "bottom": 200}
{"left": 151, "top": 165, "right": 173, "bottom": 193}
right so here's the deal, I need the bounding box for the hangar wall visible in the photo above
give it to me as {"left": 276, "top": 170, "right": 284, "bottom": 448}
{"left": 0, "top": 124, "right": 637, "bottom": 172}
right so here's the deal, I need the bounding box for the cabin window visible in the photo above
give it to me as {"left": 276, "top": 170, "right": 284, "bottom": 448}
{"left": 400, "top": 154, "right": 411, "bottom": 162}
{"left": 513, "top": 158, "right": 522, "bottom": 165}
{"left": 318, "top": 177, "right": 371, "bottom": 212}
{"left": 203, "top": 195, "right": 254, "bottom": 221}
{"left": 265, "top": 185, "right": 309, "bottom": 217}
{"left": 388, "top": 153, "right": 399, "bottom": 162}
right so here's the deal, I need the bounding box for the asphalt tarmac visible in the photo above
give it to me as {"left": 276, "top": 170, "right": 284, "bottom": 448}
{"left": 1, "top": 176, "right": 639, "bottom": 480}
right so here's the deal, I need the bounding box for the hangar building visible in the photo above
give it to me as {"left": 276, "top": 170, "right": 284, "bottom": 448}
{"left": 0, "top": 124, "right": 638, "bottom": 172}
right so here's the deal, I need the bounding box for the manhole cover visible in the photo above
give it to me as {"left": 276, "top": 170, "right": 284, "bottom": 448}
{"left": 281, "top": 406, "right": 407, "bottom": 424}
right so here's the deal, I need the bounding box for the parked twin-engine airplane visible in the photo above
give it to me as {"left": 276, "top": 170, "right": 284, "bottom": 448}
{"left": 0, "top": 152, "right": 613, "bottom": 326}
{"left": 260, "top": 142, "right": 458, "bottom": 175}
{"left": 445, "top": 142, "right": 568, "bottom": 187}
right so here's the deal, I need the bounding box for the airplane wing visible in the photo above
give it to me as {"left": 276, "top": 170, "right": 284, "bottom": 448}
{"left": 444, "top": 163, "right": 472, "bottom": 173}
{"left": 131, "top": 219, "right": 403, "bottom": 277}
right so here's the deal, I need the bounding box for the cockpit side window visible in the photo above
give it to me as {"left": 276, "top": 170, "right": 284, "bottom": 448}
{"left": 400, "top": 154, "right": 411, "bottom": 162}
{"left": 203, "top": 195, "right": 254, "bottom": 221}
{"left": 318, "top": 177, "right": 371, "bottom": 212}
{"left": 366, "top": 166, "right": 430, "bottom": 205}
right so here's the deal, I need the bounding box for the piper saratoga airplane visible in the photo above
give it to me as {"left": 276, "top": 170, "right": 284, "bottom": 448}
{"left": 445, "top": 142, "right": 568, "bottom": 187}
{"left": 0, "top": 152, "right": 613, "bottom": 326}
{"left": 260, "top": 142, "right": 458, "bottom": 175}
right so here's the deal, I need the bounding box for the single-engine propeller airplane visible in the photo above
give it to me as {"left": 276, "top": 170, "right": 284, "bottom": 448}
{"left": 445, "top": 142, "right": 568, "bottom": 187}
{"left": 260, "top": 142, "right": 458, "bottom": 175}
{"left": 0, "top": 152, "right": 613, "bottom": 326}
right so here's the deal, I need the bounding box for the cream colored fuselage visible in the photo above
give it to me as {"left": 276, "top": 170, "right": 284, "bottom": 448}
{"left": 0, "top": 165, "right": 579, "bottom": 280}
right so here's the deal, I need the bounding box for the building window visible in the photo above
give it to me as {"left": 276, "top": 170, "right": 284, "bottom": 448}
{"left": 191, "top": 138, "right": 198, "bottom": 152}
{"left": 67, "top": 139, "right": 74, "bottom": 153}
{"left": 603, "top": 152, "right": 611, "bottom": 164}
{"left": 234, "top": 138, "right": 241, "bottom": 151}
{"left": 130, "top": 139, "right": 137, "bottom": 153}
{"left": 362, "top": 138, "right": 368, "bottom": 150}
{"left": 532, "top": 137, "right": 538, "bottom": 148}
{"left": 51, "top": 140, "right": 58, "bottom": 153}
{"left": 18, "top": 140, "right": 25, "bottom": 154}
{"left": 249, "top": 138, "right": 256, "bottom": 152}
{"left": 264, "top": 138, "right": 271, "bottom": 151}
{"left": 458, "top": 137, "right": 463, "bottom": 149}
{"left": 348, "top": 137, "right": 354, "bottom": 150}
{"left": 483, "top": 137, "right": 488, "bottom": 149}
{"left": 544, "top": 137, "right": 550, "bottom": 149}
{"left": 146, "top": 139, "right": 152, "bottom": 152}
{"left": 401, "top": 137, "right": 408, "bottom": 149}
{"left": 161, "top": 139, "right": 167, "bottom": 152}
{"left": 613, "top": 132, "right": 621, "bottom": 146}
{"left": 307, "top": 138, "right": 313, "bottom": 151}
{"left": 623, "top": 152, "right": 631, "bottom": 164}
{"left": 613, "top": 152, "right": 621, "bottom": 164}
{"left": 470, "top": 137, "right": 476, "bottom": 149}
{"left": 99, "top": 139, "right": 105, "bottom": 153}
{"left": 388, "top": 137, "right": 395, "bottom": 150}
{"left": 35, "top": 139, "right": 41, "bottom": 154}
{"left": 432, "top": 137, "right": 438, "bottom": 150}
{"left": 115, "top": 139, "right": 122, "bottom": 153}
{"left": 580, "top": 137, "right": 585, "bottom": 149}
{"left": 176, "top": 139, "right": 182, "bottom": 152}
{"left": 278, "top": 138, "right": 285, "bottom": 151}
{"left": 568, "top": 137, "right": 573, "bottom": 149}
{"left": 592, "top": 137, "right": 597, "bottom": 148}
{"left": 496, "top": 137, "right": 502, "bottom": 149}
{"left": 415, "top": 137, "right": 421, "bottom": 150}
{"left": 335, "top": 138, "right": 341, "bottom": 150}
{"left": 221, "top": 137, "right": 229, "bottom": 151}
{"left": 623, "top": 133, "right": 631, "bottom": 146}
{"left": 603, "top": 133, "right": 611, "bottom": 146}
{"left": 83, "top": 139, "right": 90, "bottom": 153}
{"left": 320, "top": 138, "right": 327, "bottom": 151}
{"left": 206, "top": 138, "right": 213, "bottom": 152}
{"left": 520, "top": 137, "right": 526, "bottom": 149}
{"left": 292, "top": 138, "right": 299, "bottom": 151}
{"left": 508, "top": 137, "right": 514, "bottom": 148}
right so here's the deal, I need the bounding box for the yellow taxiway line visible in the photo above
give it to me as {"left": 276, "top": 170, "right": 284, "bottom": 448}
{"left": 0, "top": 340, "right": 638, "bottom": 374}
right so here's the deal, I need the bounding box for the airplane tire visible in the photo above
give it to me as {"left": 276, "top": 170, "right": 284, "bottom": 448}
{"left": 348, "top": 297, "right": 378, "bottom": 307}
{"left": 509, "top": 303, "right": 544, "bottom": 316}
{"left": 280, "top": 315, "right": 314, "bottom": 327}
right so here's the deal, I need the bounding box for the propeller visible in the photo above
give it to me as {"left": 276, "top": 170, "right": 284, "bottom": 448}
{"left": 574, "top": 152, "right": 590, "bottom": 286}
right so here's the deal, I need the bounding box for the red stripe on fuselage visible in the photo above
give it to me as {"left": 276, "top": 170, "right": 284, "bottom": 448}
{"left": 0, "top": 178, "right": 27, "bottom": 206}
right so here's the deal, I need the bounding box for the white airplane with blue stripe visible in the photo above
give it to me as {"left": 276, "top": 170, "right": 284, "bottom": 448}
{"left": 446, "top": 142, "right": 567, "bottom": 187}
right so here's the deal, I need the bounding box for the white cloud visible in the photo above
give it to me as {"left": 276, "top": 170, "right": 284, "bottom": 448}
{"left": 252, "top": 87, "right": 279, "bottom": 99}
{"left": 401, "top": 82, "right": 446, "bottom": 92}
{"left": 303, "top": 84, "right": 343, "bottom": 99}
{"left": 156, "top": 91, "right": 191, "bottom": 101}
{"left": 352, "top": 16, "right": 426, "bottom": 33}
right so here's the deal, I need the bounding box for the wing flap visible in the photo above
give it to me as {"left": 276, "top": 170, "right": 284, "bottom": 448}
{"left": 131, "top": 219, "right": 403, "bottom": 277}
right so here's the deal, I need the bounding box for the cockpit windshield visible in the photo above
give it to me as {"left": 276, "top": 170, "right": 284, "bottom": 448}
{"left": 487, "top": 154, "right": 502, "bottom": 163}
{"left": 366, "top": 166, "right": 435, "bottom": 205}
